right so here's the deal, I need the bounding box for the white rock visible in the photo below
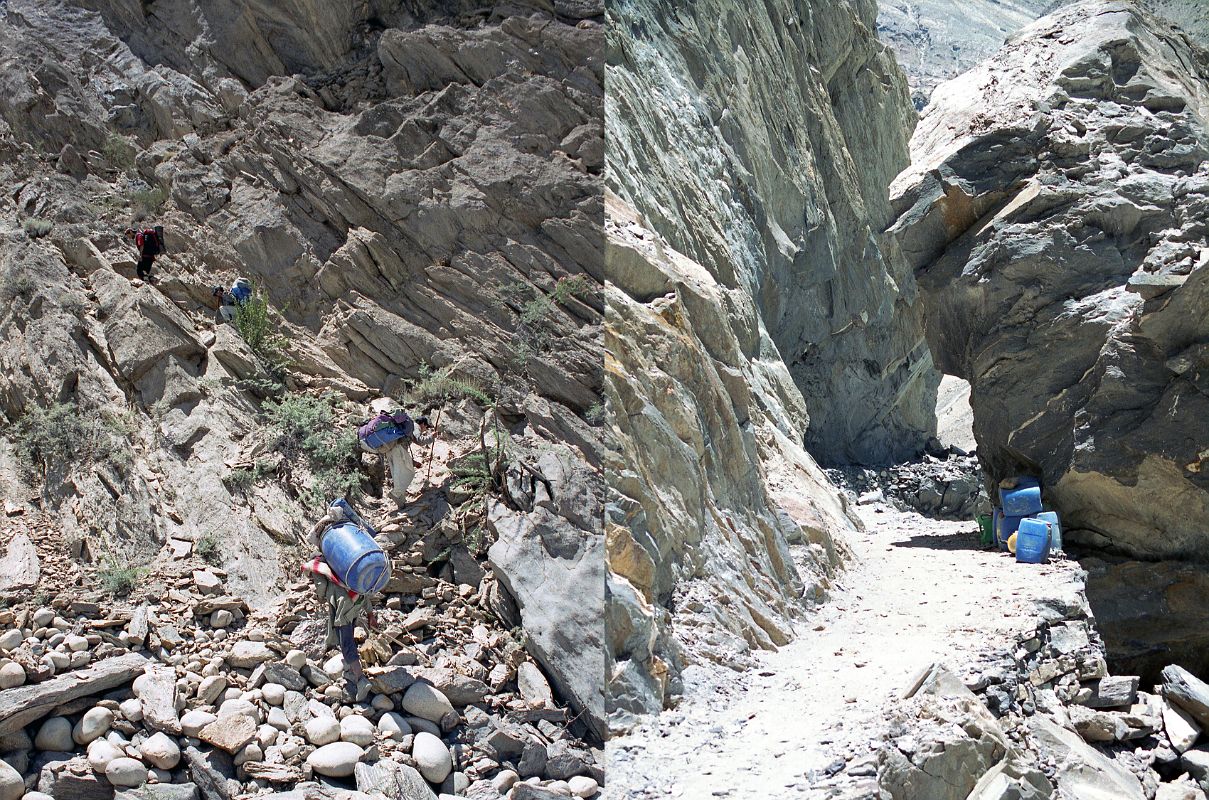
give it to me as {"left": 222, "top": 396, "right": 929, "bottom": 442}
{"left": 0, "top": 630, "right": 21, "bottom": 652}
{"left": 87, "top": 739, "right": 124, "bottom": 773}
{"left": 322, "top": 655, "right": 344, "bottom": 675}
{"left": 34, "top": 717, "right": 75, "bottom": 751}
{"left": 305, "top": 717, "right": 340, "bottom": 746}
{"left": 209, "top": 610, "right": 233, "bottom": 629}
{"left": 256, "top": 724, "right": 278, "bottom": 749}
{"left": 31, "top": 608, "right": 54, "bottom": 627}
{"left": 233, "top": 743, "right": 263, "bottom": 767}
{"left": 277, "top": 737, "right": 302, "bottom": 760}
{"left": 285, "top": 650, "right": 306, "bottom": 670}
{"left": 568, "top": 776, "right": 599, "bottom": 798}
{"left": 73, "top": 707, "right": 114, "bottom": 745}
{"left": 517, "top": 662, "right": 554, "bottom": 708}
{"left": 261, "top": 683, "right": 285, "bottom": 706}
{"left": 105, "top": 757, "right": 148, "bottom": 787}
{"left": 306, "top": 742, "right": 363, "bottom": 777}
{"left": 0, "top": 663, "right": 25, "bottom": 689}
{"left": 227, "top": 640, "right": 272, "bottom": 669}
{"left": 267, "top": 707, "right": 290, "bottom": 731}
{"left": 180, "top": 710, "right": 217, "bottom": 738}
{"left": 119, "top": 698, "right": 143, "bottom": 723}
{"left": 377, "top": 713, "right": 412, "bottom": 741}
{"left": 0, "top": 759, "right": 22, "bottom": 800}
{"left": 197, "top": 675, "right": 227, "bottom": 705}
{"left": 69, "top": 651, "right": 91, "bottom": 669}
{"left": 402, "top": 683, "right": 454, "bottom": 723}
{"left": 412, "top": 731, "right": 452, "bottom": 784}
{"left": 493, "top": 770, "right": 520, "bottom": 792}
{"left": 64, "top": 635, "right": 89, "bottom": 652}
{"left": 21, "top": 793, "right": 54, "bottom": 800}
{"left": 139, "top": 731, "right": 181, "bottom": 769}
{"left": 339, "top": 715, "right": 375, "bottom": 747}
{"left": 217, "top": 698, "right": 260, "bottom": 723}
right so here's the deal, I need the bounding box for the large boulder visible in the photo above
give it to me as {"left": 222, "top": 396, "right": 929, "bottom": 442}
{"left": 489, "top": 450, "right": 605, "bottom": 742}
{"left": 887, "top": 0, "right": 1209, "bottom": 559}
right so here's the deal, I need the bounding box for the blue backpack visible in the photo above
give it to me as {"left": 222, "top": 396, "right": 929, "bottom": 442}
{"left": 357, "top": 410, "right": 413, "bottom": 450}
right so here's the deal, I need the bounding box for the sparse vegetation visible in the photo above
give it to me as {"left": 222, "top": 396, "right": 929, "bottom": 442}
{"left": 262, "top": 392, "right": 360, "bottom": 510}
{"left": 227, "top": 458, "right": 275, "bottom": 493}
{"left": 132, "top": 185, "right": 168, "bottom": 216}
{"left": 194, "top": 534, "right": 221, "bottom": 565}
{"left": 233, "top": 291, "right": 290, "bottom": 378}
{"left": 585, "top": 401, "right": 605, "bottom": 425}
{"left": 11, "top": 401, "right": 131, "bottom": 480}
{"left": 0, "top": 268, "right": 36, "bottom": 303}
{"left": 98, "top": 556, "right": 143, "bottom": 597}
{"left": 101, "top": 134, "right": 136, "bottom": 172}
{"left": 406, "top": 362, "right": 494, "bottom": 408}
{"left": 22, "top": 218, "right": 53, "bottom": 238}
{"left": 507, "top": 275, "right": 596, "bottom": 367}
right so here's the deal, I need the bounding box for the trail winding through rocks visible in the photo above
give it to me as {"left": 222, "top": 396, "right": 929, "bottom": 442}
{"left": 606, "top": 504, "right": 1082, "bottom": 798}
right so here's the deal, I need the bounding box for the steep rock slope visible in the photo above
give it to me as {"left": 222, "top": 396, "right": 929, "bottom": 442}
{"left": 888, "top": 0, "right": 1209, "bottom": 560}
{"left": 604, "top": 0, "right": 935, "bottom": 727}
{"left": 0, "top": 0, "right": 604, "bottom": 745}
{"left": 607, "top": 0, "right": 938, "bottom": 468}
{"left": 605, "top": 197, "right": 853, "bottom": 728}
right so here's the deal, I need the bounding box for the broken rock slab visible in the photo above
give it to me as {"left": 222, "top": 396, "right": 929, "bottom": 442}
{"left": 0, "top": 533, "right": 39, "bottom": 595}
{"left": 1028, "top": 716, "right": 1145, "bottom": 800}
{"left": 1164, "top": 666, "right": 1209, "bottom": 728}
{"left": 0, "top": 653, "right": 151, "bottom": 736}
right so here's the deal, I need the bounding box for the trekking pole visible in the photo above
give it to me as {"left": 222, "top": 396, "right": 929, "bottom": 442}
{"left": 423, "top": 406, "right": 443, "bottom": 488}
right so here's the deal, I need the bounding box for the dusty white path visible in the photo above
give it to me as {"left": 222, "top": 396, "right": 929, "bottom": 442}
{"left": 606, "top": 505, "right": 1081, "bottom": 798}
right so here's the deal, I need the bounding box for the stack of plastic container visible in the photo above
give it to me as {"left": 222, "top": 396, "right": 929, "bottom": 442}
{"left": 992, "top": 477, "right": 1063, "bottom": 563}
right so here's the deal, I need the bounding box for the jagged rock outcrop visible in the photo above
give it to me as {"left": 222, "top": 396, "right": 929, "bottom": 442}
{"left": 607, "top": 0, "right": 938, "bottom": 468}
{"left": 887, "top": 0, "right": 1209, "bottom": 560}
{"left": 0, "top": 0, "right": 604, "bottom": 774}
{"left": 877, "top": 0, "right": 1059, "bottom": 109}
{"left": 878, "top": 0, "right": 1209, "bottom": 111}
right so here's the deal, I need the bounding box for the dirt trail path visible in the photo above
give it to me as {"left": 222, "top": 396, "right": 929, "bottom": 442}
{"left": 606, "top": 504, "right": 1082, "bottom": 798}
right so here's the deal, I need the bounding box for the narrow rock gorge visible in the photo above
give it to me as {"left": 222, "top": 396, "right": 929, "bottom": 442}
{"left": 604, "top": 0, "right": 939, "bottom": 728}
{"left": 0, "top": 1, "right": 605, "bottom": 798}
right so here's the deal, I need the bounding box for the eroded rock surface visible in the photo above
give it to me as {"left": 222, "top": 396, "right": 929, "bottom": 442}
{"left": 888, "top": 0, "right": 1209, "bottom": 559}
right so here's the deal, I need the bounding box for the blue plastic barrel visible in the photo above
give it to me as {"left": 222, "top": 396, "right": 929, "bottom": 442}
{"left": 1035, "top": 511, "right": 1062, "bottom": 551}
{"left": 996, "top": 511, "right": 1026, "bottom": 551}
{"left": 1016, "top": 518, "right": 1050, "bottom": 563}
{"left": 1002, "top": 481, "right": 1043, "bottom": 516}
{"left": 319, "top": 522, "right": 391, "bottom": 594}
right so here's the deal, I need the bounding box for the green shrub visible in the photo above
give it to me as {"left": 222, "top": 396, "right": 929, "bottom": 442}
{"left": 0, "top": 268, "right": 36, "bottom": 302}
{"left": 98, "top": 556, "right": 143, "bottom": 597}
{"left": 263, "top": 392, "right": 360, "bottom": 510}
{"left": 22, "top": 218, "right": 53, "bottom": 238}
{"left": 233, "top": 291, "right": 290, "bottom": 377}
{"left": 11, "top": 401, "right": 130, "bottom": 480}
{"left": 101, "top": 134, "right": 136, "bottom": 172}
{"left": 132, "top": 186, "right": 168, "bottom": 215}
{"left": 585, "top": 401, "right": 604, "bottom": 425}
{"left": 195, "top": 534, "right": 221, "bottom": 565}
{"left": 406, "top": 363, "right": 494, "bottom": 408}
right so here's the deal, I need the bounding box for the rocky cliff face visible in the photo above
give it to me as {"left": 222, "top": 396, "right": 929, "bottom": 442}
{"left": 887, "top": 0, "right": 1209, "bottom": 560}
{"left": 0, "top": 0, "right": 606, "bottom": 790}
{"left": 607, "top": 0, "right": 937, "bottom": 469}
{"left": 604, "top": 0, "right": 937, "bottom": 726}
{"left": 877, "top": 0, "right": 1058, "bottom": 109}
